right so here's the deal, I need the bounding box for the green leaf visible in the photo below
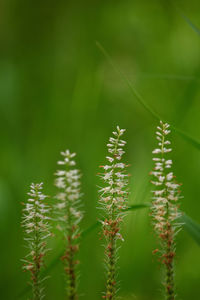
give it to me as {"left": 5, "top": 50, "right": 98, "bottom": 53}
{"left": 170, "top": 125, "right": 200, "bottom": 149}
{"left": 139, "top": 73, "right": 200, "bottom": 82}
{"left": 96, "top": 42, "right": 200, "bottom": 151}
{"left": 126, "top": 203, "right": 150, "bottom": 211}
{"left": 96, "top": 41, "right": 160, "bottom": 121}
{"left": 174, "top": 5, "right": 200, "bottom": 36}
{"left": 181, "top": 213, "right": 200, "bottom": 246}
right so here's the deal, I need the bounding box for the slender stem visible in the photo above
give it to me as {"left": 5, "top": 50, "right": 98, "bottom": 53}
{"left": 164, "top": 224, "right": 175, "bottom": 300}
{"left": 63, "top": 178, "right": 78, "bottom": 300}
{"left": 105, "top": 233, "right": 116, "bottom": 299}
{"left": 100, "top": 127, "right": 128, "bottom": 299}
{"left": 66, "top": 235, "right": 77, "bottom": 300}
{"left": 160, "top": 126, "right": 175, "bottom": 300}
{"left": 33, "top": 192, "right": 41, "bottom": 300}
{"left": 55, "top": 151, "right": 82, "bottom": 300}
{"left": 23, "top": 183, "right": 49, "bottom": 300}
{"left": 104, "top": 136, "right": 120, "bottom": 299}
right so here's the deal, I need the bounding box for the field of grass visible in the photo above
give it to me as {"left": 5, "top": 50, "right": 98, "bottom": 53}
{"left": 0, "top": 1, "right": 200, "bottom": 299}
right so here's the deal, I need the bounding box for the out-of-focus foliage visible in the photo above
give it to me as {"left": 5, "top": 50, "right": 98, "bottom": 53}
{"left": 0, "top": 0, "right": 200, "bottom": 299}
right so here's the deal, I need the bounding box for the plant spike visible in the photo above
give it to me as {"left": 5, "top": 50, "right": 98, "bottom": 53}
{"left": 54, "top": 150, "right": 83, "bottom": 300}
{"left": 150, "top": 121, "right": 182, "bottom": 300}
{"left": 98, "top": 126, "right": 130, "bottom": 299}
{"left": 22, "top": 183, "right": 51, "bottom": 300}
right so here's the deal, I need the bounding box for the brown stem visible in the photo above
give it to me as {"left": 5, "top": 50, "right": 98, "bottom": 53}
{"left": 162, "top": 223, "right": 175, "bottom": 300}
{"left": 32, "top": 193, "right": 41, "bottom": 300}
{"left": 62, "top": 234, "right": 79, "bottom": 300}
{"left": 103, "top": 219, "right": 119, "bottom": 299}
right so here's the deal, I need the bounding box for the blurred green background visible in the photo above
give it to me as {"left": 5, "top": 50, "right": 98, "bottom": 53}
{"left": 0, "top": 0, "right": 200, "bottom": 299}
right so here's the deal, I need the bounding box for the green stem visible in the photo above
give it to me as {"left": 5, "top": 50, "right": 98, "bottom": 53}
{"left": 160, "top": 125, "right": 175, "bottom": 300}
{"left": 104, "top": 134, "right": 121, "bottom": 299}
{"left": 64, "top": 186, "right": 78, "bottom": 299}
{"left": 67, "top": 236, "right": 77, "bottom": 300}
{"left": 165, "top": 261, "right": 175, "bottom": 300}
{"left": 33, "top": 191, "right": 41, "bottom": 300}
{"left": 105, "top": 234, "right": 116, "bottom": 299}
{"left": 164, "top": 225, "right": 175, "bottom": 300}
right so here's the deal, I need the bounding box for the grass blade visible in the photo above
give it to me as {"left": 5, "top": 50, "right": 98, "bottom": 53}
{"left": 175, "top": 6, "right": 200, "bottom": 36}
{"left": 126, "top": 203, "right": 150, "bottom": 211}
{"left": 96, "top": 41, "right": 160, "bottom": 121}
{"left": 181, "top": 13, "right": 200, "bottom": 36}
{"left": 96, "top": 42, "right": 200, "bottom": 151}
{"left": 139, "top": 73, "right": 200, "bottom": 82}
{"left": 181, "top": 213, "right": 200, "bottom": 246}
{"left": 170, "top": 124, "right": 200, "bottom": 149}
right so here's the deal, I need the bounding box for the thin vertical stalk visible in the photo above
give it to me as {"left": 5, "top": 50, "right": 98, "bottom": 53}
{"left": 22, "top": 183, "right": 50, "bottom": 300}
{"left": 54, "top": 150, "right": 83, "bottom": 300}
{"left": 150, "top": 121, "right": 182, "bottom": 299}
{"left": 98, "top": 126, "right": 130, "bottom": 299}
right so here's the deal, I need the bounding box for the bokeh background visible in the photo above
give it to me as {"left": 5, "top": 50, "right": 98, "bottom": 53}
{"left": 0, "top": 0, "right": 200, "bottom": 299}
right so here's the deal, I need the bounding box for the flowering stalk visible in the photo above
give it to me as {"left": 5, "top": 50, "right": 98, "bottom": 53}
{"left": 98, "top": 126, "right": 129, "bottom": 299}
{"left": 150, "top": 121, "right": 182, "bottom": 300}
{"left": 54, "top": 150, "right": 83, "bottom": 300}
{"left": 22, "top": 183, "right": 50, "bottom": 300}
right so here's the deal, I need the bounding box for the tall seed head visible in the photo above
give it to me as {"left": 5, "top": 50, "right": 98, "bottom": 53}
{"left": 150, "top": 121, "right": 183, "bottom": 300}
{"left": 151, "top": 121, "right": 182, "bottom": 239}
{"left": 54, "top": 149, "right": 83, "bottom": 299}
{"left": 54, "top": 149, "right": 83, "bottom": 232}
{"left": 22, "top": 182, "right": 50, "bottom": 299}
{"left": 98, "top": 126, "right": 130, "bottom": 299}
{"left": 99, "top": 126, "right": 129, "bottom": 231}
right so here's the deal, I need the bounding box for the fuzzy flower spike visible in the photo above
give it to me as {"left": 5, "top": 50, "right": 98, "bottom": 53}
{"left": 55, "top": 150, "right": 83, "bottom": 300}
{"left": 22, "top": 183, "right": 50, "bottom": 300}
{"left": 98, "top": 126, "right": 129, "bottom": 299}
{"left": 150, "top": 121, "right": 182, "bottom": 300}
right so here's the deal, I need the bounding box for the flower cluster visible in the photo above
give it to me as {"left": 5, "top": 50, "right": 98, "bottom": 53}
{"left": 98, "top": 126, "right": 129, "bottom": 299}
{"left": 151, "top": 121, "right": 182, "bottom": 236}
{"left": 55, "top": 150, "right": 83, "bottom": 231}
{"left": 22, "top": 183, "right": 50, "bottom": 300}
{"left": 150, "top": 121, "right": 182, "bottom": 299}
{"left": 54, "top": 149, "right": 83, "bottom": 300}
{"left": 99, "top": 127, "right": 129, "bottom": 220}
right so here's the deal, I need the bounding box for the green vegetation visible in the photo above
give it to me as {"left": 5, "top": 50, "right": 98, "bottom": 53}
{"left": 0, "top": 1, "right": 200, "bottom": 299}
